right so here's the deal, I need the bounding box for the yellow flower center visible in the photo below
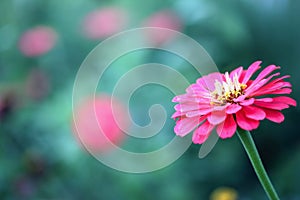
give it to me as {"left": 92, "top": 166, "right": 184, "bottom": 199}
{"left": 210, "top": 72, "right": 247, "bottom": 105}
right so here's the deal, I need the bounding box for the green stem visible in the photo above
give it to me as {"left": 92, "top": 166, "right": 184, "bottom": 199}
{"left": 236, "top": 128, "right": 280, "bottom": 200}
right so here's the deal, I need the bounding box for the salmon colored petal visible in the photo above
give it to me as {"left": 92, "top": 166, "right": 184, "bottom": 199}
{"left": 263, "top": 109, "right": 285, "bottom": 123}
{"left": 226, "top": 104, "right": 242, "bottom": 114}
{"left": 236, "top": 110, "right": 260, "bottom": 130}
{"left": 216, "top": 115, "right": 237, "bottom": 139}
{"left": 242, "top": 61, "right": 262, "bottom": 84}
{"left": 242, "top": 106, "right": 266, "bottom": 120}
{"left": 207, "top": 110, "right": 226, "bottom": 125}
{"left": 192, "top": 120, "right": 214, "bottom": 144}
{"left": 174, "top": 117, "right": 203, "bottom": 137}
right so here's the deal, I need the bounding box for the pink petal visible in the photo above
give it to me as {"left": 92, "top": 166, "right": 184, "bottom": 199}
{"left": 255, "top": 98, "right": 273, "bottom": 102}
{"left": 207, "top": 110, "right": 226, "bottom": 125}
{"left": 197, "top": 72, "right": 223, "bottom": 91}
{"left": 250, "top": 76, "right": 292, "bottom": 96}
{"left": 229, "top": 66, "right": 243, "bottom": 79}
{"left": 246, "top": 65, "right": 280, "bottom": 95}
{"left": 226, "top": 104, "right": 242, "bottom": 114}
{"left": 267, "top": 88, "right": 292, "bottom": 95}
{"left": 263, "top": 109, "right": 285, "bottom": 123}
{"left": 171, "top": 111, "right": 183, "bottom": 119}
{"left": 242, "top": 61, "right": 262, "bottom": 84}
{"left": 174, "top": 117, "right": 202, "bottom": 137}
{"left": 236, "top": 110, "right": 260, "bottom": 130}
{"left": 234, "top": 94, "right": 247, "bottom": 102}
{"left": 245, "top": 72, "right": 280, "bottom": 96}
{"left": 216, "top": 114, "right": 237, "bottom": 139}
{"left": 278, "top": 82, "right": 292, "bottom": 88}
{"left": 172, "top": 93, "right": 210, "bottom": 103}
{"left": 186, "top": 83, "right": 210, "bottom": 95}
{"left": 239, "top": 98, "right": 255, "bottom": 106}
{"left": 186, "top": 108, "right": 213, "bottom": 117}
{"left": 263, "top": 81, "right": 291, "bottom": 91}
{"left": 254, "top": 101, "right": 289, "bottom": 110}
{"left": 262, "top": 75, "right": 291, "bottom": 89}
{"left": 213, "top": 105, "right": 227, "bottom": 111}
{"left": 254, "top": 88, "right": 292, "bottom": 96}
{"left": 175, "top": 103, "right": 210, "bottom": 112}
{"left": 242, "top": 105, "right": 266, "bottom": 120}
{"left": 239, "top": 70, "right": 247, "bottom": 82}
{"left": 272, "top": 96, "right": 297, "bottom": 106}
{"left": 254, "top": 81, "right": 292, "bottom": 95}
{"left": 172, "top": 94, "right": 185, "bottom": 102}
{"left": 192, "top": 120, "right": 214, "bottom": 144}
{"left": 269, "top": 75, "right": 290, "bottom": 84}
{"left": 252, "top": 64, "right": 280, "bottom": 85}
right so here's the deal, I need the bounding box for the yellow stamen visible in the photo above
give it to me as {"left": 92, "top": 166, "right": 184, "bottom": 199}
{"left": 211, "top": 73, "right": 247, "bottom": 105}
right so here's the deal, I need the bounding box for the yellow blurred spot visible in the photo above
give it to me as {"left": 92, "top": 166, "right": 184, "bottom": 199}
{"left": 210, "top": 187, "right": 238, "bottom": 200}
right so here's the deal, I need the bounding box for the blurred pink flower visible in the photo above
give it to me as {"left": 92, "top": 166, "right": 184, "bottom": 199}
{"left": 172, "top": 61, "right": 296, "bottom": 144}
{"left": 143, "top": 10, "right": 182, "bottom": 44}
{"left": 26, "top": 68, "right": 50, "bottom": 100}
{"left": 19, "top": 26, "right": 57, "bottom": 57}
{"left": 72, "top": 95, "right": 128, "bottom": 152}
{"left": 82, "top": 7, "right": 128, "bottom": 39}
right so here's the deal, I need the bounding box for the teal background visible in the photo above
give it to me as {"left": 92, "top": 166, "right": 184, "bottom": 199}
{"left": 0, "top": 0, "right": 299, "bottom": 199}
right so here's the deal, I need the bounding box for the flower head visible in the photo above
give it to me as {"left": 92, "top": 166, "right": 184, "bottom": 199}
{"left": 143, "top": 10, "right": 182, "bottom": 45}
{"left": 72, "top": 95, "right": 128, "bottom": 152}
{"left": 172, "top": 61, "right": 296, "bottom": 144}
{"left": 82, "top": 7, "right": 128, "bottom": 39}
{"left": 19, "top": 26, "right": 57, "bottom": 57}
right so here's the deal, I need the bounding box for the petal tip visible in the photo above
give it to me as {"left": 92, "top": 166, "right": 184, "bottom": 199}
{"left": 172, "top": 96, "right": 179, "bottom": 102}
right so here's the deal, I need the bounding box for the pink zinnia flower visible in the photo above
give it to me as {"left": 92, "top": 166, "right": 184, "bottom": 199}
{"left": 72, "top": 95, "right": 128, "bottom": 152}
{"left": 143, "top": 10, "right": 182, "bottom": 45}
{"left": 172, "top": 61, "right": 296, "bottom": 144}
{"left": 19, "top": 26, "right": 57, "bottom": 57}
{"left": 82, "top": 7, "right": 128, "bottom": 39}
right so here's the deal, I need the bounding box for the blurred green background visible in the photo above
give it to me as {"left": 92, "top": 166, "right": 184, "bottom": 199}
{"left": 1, "top": 0, "right": 300, "bottom": 199}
